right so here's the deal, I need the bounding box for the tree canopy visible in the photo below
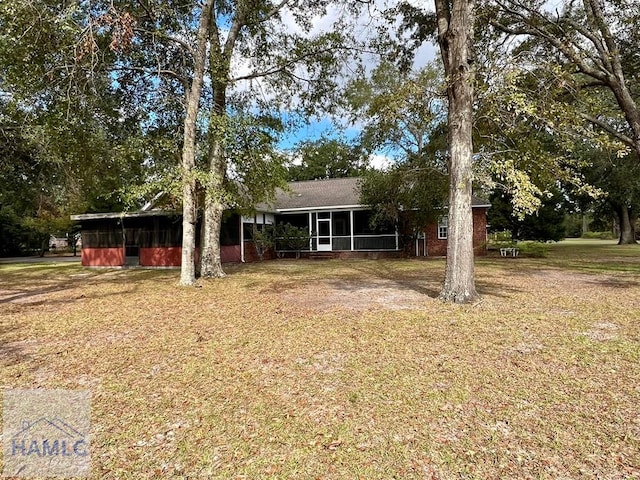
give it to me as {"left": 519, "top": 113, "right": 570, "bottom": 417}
{"left": 286, "top": 138, "right": 368, "bottom": 181}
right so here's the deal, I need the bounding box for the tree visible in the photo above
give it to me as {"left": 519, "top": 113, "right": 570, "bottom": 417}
{"left": 2, "top": 1, "right": 361, "bottom": 281}
{"left": 488, "top": 0, "right": 640, "bottom": 243}
{"left": 101, "top": 1, "right": 358, "bottom": 282}
{"left": 196, "top": 1, "right": 355, "bottom": 279}
{"left": 488, "top": 189, "right": 567, "bottom": 242}
{"left": 0, "top": 2, "right": 154, "bottom": 256}
{"left": 287, "top": 138, "right": 368, "bottom": 181}
{"left": 359, "top": 158, "right": 448, "bottom": 253}
{"left": 567, "top": 141, "right": 640, "bottom": 244}
{"left": 178, "top": 0, "right": 214, "bottom": 285}
{"left": 345, "top": 61, "right": 446, "bottom": 161}
{"left": 434, "top": 0, "right": 480, "bottom": 303}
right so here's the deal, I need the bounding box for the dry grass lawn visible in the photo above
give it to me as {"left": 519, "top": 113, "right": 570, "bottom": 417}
{"left": 1, "top": 239, "right": 639, "bottom": 479}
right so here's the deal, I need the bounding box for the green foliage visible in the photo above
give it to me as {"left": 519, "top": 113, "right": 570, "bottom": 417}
{"left": 359, "top": 158, "right": 448, "bottom": 252}
{"left": 222, "top": 112, "right": 290, "bottom": 211}
{"left": 274, "top": 223, "right": 312, "bottom": 255}
{"left": 345, "top": 61, "right": 446, "bottom": 161}
{"left": 489, "top": 189, "right": 567, "bottom": 242}
{"left": 254, "top": 223, "right": 311, "bottom": 259}
{"left": 515, "top": 241, "right": 549, "bottom": 258}
{"left": 287, "top": 138, "right": 368, "bottom": 181}
{"left": 252, "top": 225, "right": 275, "bottom": 261}
{"left": 581, "top": 231, "right": 616, "bottom": 240}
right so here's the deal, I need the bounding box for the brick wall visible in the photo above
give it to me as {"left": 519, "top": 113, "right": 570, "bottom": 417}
{"left": 81, "top": 247, "right": 124, "bottom": 266}
{"left": 424, "top": 208, "right": 488, "bottom": 257}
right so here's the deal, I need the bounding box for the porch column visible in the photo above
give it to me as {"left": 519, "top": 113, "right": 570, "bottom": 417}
{"left": 395, "top": 224, "right": 399, "bottom": 251}
{"left": 350, "top": 210, "right": 354, "bottom": 251}
{"left": 308, "top": 212, "right": 313, "bottom": 251}
{"left": 240, "top": 216, "right": 245, "bottom": 263}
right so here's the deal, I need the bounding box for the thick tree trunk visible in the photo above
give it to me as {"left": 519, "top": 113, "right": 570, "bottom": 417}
{"left": 200, "top": 70, "right": 228, "bottom": 277}
{"left": 180, "top": 128, "right": 198, "bottom": 285}
{"left": 200, "top": 132, "right": 227, "bottom": 278}
{"left": 436, "top": 0, "right": 479, "bottom": 303}
{"left": 616, "top": 204, "right": 637, "bottom": 245}
{"left": 200, "top": 197, "right": 226, "bottom": 277}
{"left": 178, "top": 0, "right": 214, "bottom": 286}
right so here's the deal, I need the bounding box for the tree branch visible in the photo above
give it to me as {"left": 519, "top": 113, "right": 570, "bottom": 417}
{"left": 113, "top": 65, "right": 188, "bottom": 90}
{"left": 579, "top": 112, "right": 635, "bottom": 148}
{"left": 134, "top": 28, "right": 195, "bottom": 57}
{"left": 229, "top": 46, "right": 341, "bottom": 82}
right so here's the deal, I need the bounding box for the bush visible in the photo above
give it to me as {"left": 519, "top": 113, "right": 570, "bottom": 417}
{"left": 488, "top": 240, "right": 517, "bottom": 251}
{"left": 516, "top": 241, "right": 549, "bottom": 258}
{"left": 581, "top": 231, "right": 615, "bottom": 240}
{"left": 488, "top": 230, "right": 513, "bottom": 242}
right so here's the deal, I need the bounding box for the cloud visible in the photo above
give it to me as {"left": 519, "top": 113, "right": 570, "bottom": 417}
{"left": 369, "top": 153, "right": 393, "bottom": 171}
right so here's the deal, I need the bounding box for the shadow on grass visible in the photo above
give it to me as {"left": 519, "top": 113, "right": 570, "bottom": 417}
{"left": 0, "top": 318, "right": 34, "bottom": 369}
{"left": 329, "top": 259, "right": 526, "bottom": 300}
{"left": 0, "top": 264, "right": 174, "bottom": 306}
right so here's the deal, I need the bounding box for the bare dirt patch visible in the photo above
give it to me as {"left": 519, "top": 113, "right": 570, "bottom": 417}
{"left": 282, "top": 278, "right": 433, "bottom": 311}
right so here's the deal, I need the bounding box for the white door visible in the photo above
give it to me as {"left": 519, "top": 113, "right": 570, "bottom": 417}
{"left": 316, "top": 215, "right": 332, "bottom": 251}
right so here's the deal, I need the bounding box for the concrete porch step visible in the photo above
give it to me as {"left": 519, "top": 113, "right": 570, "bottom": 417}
{"left": 308, "top": 252, "right": 336, "bottom": 260}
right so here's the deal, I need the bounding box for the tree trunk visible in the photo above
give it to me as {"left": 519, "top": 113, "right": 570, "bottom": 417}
{"left": 200, "top": 196, "right": 226, "bottom": 277}
{"left": 435, "top": 0, "right": 479, "bottom": 303}
{"left": 178, "top": 0, "right": 214, "bottom": 286}
{"left": 616, "top": 204, "right": 637, "bottom": 245}
{"left": 200, "top": 133, "right": 227, "bottom": 278}
{"left": 199, "top": 74, "right": 228, "bottom": 277}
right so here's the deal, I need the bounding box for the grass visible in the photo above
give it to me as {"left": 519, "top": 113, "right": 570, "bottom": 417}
{"left": 1, "top": 240, "right": 639, "bottom": 479}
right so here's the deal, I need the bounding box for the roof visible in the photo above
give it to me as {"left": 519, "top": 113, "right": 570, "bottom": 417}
{"left": 270, "top": 177, "right": 490, "bottom": 211}
{"left": 70, "top": 210, "right": 180, "bottom": 221}
{"left": 71, "top": 177, "right": 490, "bottom": 221}
{"left": 271, "top": 177, "right": 363, "bottom": 211}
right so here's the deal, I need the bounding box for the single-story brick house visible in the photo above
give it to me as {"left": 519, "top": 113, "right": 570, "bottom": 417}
{"left": 71, "top": 177, "right": 489, "bottom": 267}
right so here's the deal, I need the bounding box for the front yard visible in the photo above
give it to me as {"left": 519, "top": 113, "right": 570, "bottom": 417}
{"left": 1, "top": 240, "right": 639, "bottom": 479}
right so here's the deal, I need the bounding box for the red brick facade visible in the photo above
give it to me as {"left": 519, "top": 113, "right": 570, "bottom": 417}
{"left": 424, "top": 208, "right": 488, "bottom": 257}
{"left": 81, "top": 247, "right": 125, "bottom": 267}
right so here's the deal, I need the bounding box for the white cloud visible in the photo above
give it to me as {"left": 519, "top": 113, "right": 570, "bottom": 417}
{"left": 369, "top": 153, "right": 393, "bottom": 171}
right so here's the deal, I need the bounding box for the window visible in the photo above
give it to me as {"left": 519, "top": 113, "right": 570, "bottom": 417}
{"left": 438, "top": 216, "right": 448, "bottom": 239}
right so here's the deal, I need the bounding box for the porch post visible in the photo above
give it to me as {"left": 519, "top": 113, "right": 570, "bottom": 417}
{"left": 240, "top": 216, "right": 245, "bottom": 263}
{"left": 308, "top": 212, "right": 313, "bottom": 251}
{"left": 395, "top": 224, "right": 399, "bottom": 251}
{"left": 350, "top": 210, "right": 354, "bottom": 251}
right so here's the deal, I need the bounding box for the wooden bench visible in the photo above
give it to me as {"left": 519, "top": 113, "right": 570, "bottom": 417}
{"left": 500, "top": 247, "right": 520, "bottom": 257}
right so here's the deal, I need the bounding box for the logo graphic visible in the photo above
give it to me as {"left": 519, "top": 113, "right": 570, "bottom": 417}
{"left": 3, "top": 390, "right": 91, "bottom": 478}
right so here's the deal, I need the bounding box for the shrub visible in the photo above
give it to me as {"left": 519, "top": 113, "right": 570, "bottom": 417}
{"left": 516, "top": 241, "right": 549, "bottom": 258}
{"left": 581, "top": 231, "right": 615, "bottom": 240}
{"left": 488, "top": 230, "right": 513, "bottom": 242}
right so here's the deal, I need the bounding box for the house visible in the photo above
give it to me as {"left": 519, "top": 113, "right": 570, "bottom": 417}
{"left": 71, "top": 177, "right": 489, "bottom": 267}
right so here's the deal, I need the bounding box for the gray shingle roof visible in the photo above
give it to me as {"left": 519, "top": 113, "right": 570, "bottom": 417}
{"left": 72, "top": 177, "right": 490, "bottom": 220}
{"left": 273, "top": 177, "right": 363, "bottom": 210}
{"left": 268, "top": 177, "right": 490, "bottom": 211}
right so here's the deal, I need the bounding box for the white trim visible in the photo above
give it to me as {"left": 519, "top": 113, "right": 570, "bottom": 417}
{"left": 270, "top": 204, "right": 489, "bottom": 213}
{"left": 276, "top": 204, "right": 365, "bottom": 212}
{"left": 240, "top": 216, "right": 245, "bottom": 263}
{"left": 316, "top": 214, "right": 332, "bottom": 252}
{"left": 350, "top": 210, "right": 354, "bottom": 251}
{"left": 437, "top": 216, "right": 448, "bottom": 240}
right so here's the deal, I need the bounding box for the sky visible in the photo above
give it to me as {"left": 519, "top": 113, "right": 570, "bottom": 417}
{"left": 229, "top": 1, "right": 440, "bottom": 167}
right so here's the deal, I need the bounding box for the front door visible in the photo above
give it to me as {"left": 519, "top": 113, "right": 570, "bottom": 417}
{"left": 316, "top": 214, "right": 332, "bottom": 251}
